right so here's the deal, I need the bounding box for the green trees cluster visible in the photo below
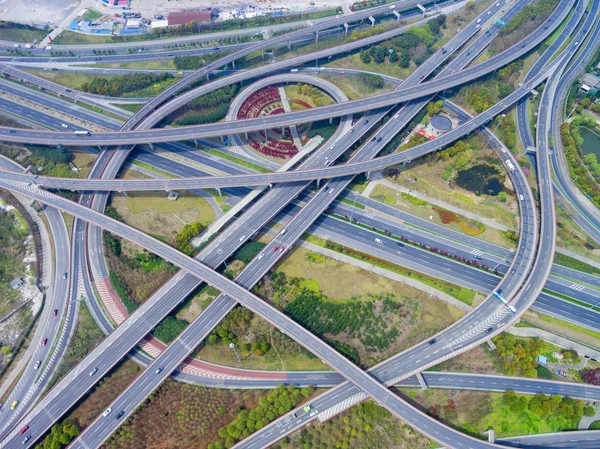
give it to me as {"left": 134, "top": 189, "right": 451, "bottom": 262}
{"left": 173, "top": 51, "right": 227, "bottom": 70}
{"left": 295, "top": 83, "right": 330, "bottom": 106}
{"left": 426, "top": 100, "right": 444, "bottom": 116}
{"left": 233, "top": 242, "right": 266, "bottom": 264}
{"left": 466, "top": 85, "right": 496, "bottom": 113}
{"left": 503, "top": 390, "right": 590, "bottom": 423}
{"left": 103, "top": 232, "right": 121, "bottom": 257}
{"left": 153, "top": 316, "right": 188, "bottom": 343}
{"left": 360, "top": 73, "right": 384, "bottom": 90}
{"left": 170, "top": 85, "right": 238, "bottom": 126}
{"left": 207, "top": 306, "right": 252, "bottom": 346}
{"left": 35, "top": 419, "right": 79, "bottom": 449}
{"left": 209, "top": 384, "right": 314, "bottom": 449}
{"left": 493, "top": 334, "right": 546, "bottom": 377}
{"left": 173, "top": 221, "right": 206, "bottom": 256}
{"left": 81, "top": 73, "right": 174, "bottom": 97}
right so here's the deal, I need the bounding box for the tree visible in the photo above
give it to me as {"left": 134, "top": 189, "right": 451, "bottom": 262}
{"left": 360, "top": 50, "right": 371, "bottom": 64}
{"left": 498, "top": 191, "right": 507, "bottom": 202}
{"left": 398, "top": 49, "right": 410, "bottom": 68}
{"left": 584, "top": 405, "right": 596, "bottom": 417}
{"left": 0, "top": 345, "right": 12, "bottom": 356}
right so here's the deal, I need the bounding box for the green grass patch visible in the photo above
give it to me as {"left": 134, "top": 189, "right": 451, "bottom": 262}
{"left": 117, "top": 103, "right": 144, "bottom": 114}
{"left": 204, "top": 148, "right": 269, "bottom": 173}
{"left": 130, "top": 160, "right": 175, "bottom": 178}
{"left": 537, "top": 312, "right": 600, "bottom": 341}
{"left": 339, "top": 197, "right": 365, "bottom": 209}
{"left": 401, "top": 192, "right": 429, "bottom": 206}
{"left": 589, "top": 420, "right": 600, "bottom": 430}
{"left": 0, "top": 22, "right": 48, "bottom": 42}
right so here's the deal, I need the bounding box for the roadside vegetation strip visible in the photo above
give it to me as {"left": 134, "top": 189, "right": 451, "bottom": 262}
{"left": 554, "top": 252, "right": 600, "bottom": 276}
{"left": 321, "top": 238, "right": 476, "bottom": 305}
{"left": 203, "top": 149, "right": 272, "bottom": 173}
{"left": 535, "top": 312, "right": 600, "bottom": 342}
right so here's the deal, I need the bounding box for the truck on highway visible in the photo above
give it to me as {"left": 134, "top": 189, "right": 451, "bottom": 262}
{"left": 504, "top": 159, "right": 516, "bottom": 173}
{"left": 74, "top": 130, "right": 91, "bottom": 136}
{"left": 493, "top": 290, "right": 517, "bottom": 313}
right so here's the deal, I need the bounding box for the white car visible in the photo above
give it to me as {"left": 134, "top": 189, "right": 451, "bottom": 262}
{"left": 309, "top": 409, "right": 319, "bottom": 417}
{"left": 102, "top": 407, "right": 112, "bottom": 417}
{"left": 33, "top": 360, "right": 41, "bottom": 370}
{"left": 258, "top": 253, "right": 265, "bottom": 260}
{"left": 61, "top": 123, "right": 68, "bottom": 128}
{"left": 239, "top": 235, "right": 246, "bottom": 242}
{"left": 519, "top": 194, "right": 524, "bottom": 201}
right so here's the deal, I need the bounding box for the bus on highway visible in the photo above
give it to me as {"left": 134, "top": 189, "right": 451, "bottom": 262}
{"left": 493, "top": 290, "right": 517, "bottom": 313}
{"left": 74, "top": 131, "right": 91, "bottom": 136}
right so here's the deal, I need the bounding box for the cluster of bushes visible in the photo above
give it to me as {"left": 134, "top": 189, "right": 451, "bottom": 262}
{"left": 34, "top": 419, "right": 80, "bottom": 449}
{"left": 170, "top": 85, "right": 238, "bottom": 126}
{"left": 81, "top": 73, "right": 174, "bottom": 97}
{"left": 360, "top": 73, "right": 384, "bottom": 90}
{"left": 503, "top": 390, "right": 594, "bottom": 422}
{"left": 0, "top": 144, "right": 75, "bottom": 179}
{"left": 284, "top": 288, "right": 405, "bottom": 359}
{"left": 582, "top": 368, "right": 600, "bottom": 385}
{"left": 502, "top": 0, "right": 560, "bottom": 34}
{"left": 173, "top": 51, "right": 228, "bottom": 70}
{"left": 109, "top": 270, "right": 138, "bottom": 313}
{"left": 233, "top": 242, "right": 266, "bottom": 264}
{"left": 153, "top": 316, "right": 188, "bottom": 343}
{"left": 209, "top": 384, "right": 314, "bottom": 449}
{"left": 173, "top": 221, "right": 206, "bottom": 256}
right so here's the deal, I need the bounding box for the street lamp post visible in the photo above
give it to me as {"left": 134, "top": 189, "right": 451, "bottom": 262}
{"left": 229, "top": 342, "right": 242, "bottom": 363}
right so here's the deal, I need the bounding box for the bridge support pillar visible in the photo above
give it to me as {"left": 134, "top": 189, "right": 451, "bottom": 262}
{"left": 261, "top": 49, "right": 264, "bottom": 59}
{"left": 231, "top": 60, "right": 235, "bottom": 69}
{"left": 194, "top": 138, "right": 199, "bottom": 146}
{"left": 393, "top": 11, "right": 401, "bottom": 21}
{"left": 487, "top": 339, "right": 496, "bottom": 351}
{"left": 366, "top": 171, "right": 371, "bottom": 180}
{"left": 368, "top": 16, "right": 375, "bottom": 29}
{"left": 315, "top": 31, "right": 319, "bottom": 44}
{"left": 264, "top": 129, "right": 268, "bottom": 143}
{"left": 344, "top": 23, "right": 349, "bottom": 36}
{"left": 206, "top": 73, "right": 210, "bottom": 81}
{"left": 216, "top": 187, "right": 222, "bottom": 197}
{"left": 288, "top": 40, "right": 291, "bottom": 50}
{"left": 148, "top": 143, "right": 155, "bottom": 151}
{"left": 416, "top": 372, "right": 428, "bottom": 390}
{"left": 220, "top": 135, "right": 225, "bottom": 144}
{"left": 487, "top": 429, "right": 495, "bottom": 443}
{"left": 316, "top": 179, "right": 320, "bottom": 189}
{"left": 329, "top": 117, "right": 333, "bottom": 124}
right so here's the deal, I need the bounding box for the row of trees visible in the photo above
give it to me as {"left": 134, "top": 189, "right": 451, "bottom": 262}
{"left": 34, "top": 419, "right": 80, "bottom": 449}
{"left": 173, "top": 220, "right": 206, "bottom": 256}
{"left": 170, "top": 85, "right": 238, "bottom": 126}
{"left": 81, "top": 73, "right": 174, "bottom": 97}
{"left": 209, "top": 384, "right": 314, "bottom": 449}
{"left": 493, "top": 334, "right": 548, "bottom": 378}
{"left": 502, "top": 0, "right": 560, "bottom": 34}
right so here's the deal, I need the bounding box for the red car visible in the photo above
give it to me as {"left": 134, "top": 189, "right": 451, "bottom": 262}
{"left": 20, "top": 425, "right": 29, "bottom": 435}
{"left": 53, "top": 309, "right": 58, "bottom": 317}
{"left": 41, "top": 338, "right": 47, "bottom": 347}
{"left": 273, "top": 246, "right": 279, "bottom": 252}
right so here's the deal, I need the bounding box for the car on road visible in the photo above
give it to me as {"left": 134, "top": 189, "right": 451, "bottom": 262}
{"left": 61, "top": 123, "right": 68, "bottom": 128}
{"left": 22, "top": 435, "right": 31, "bottom": 444}
{"left": 9, "top": 130, "right": 16, "bottom": 134}
{"left": 62, "top": 272, "right": 67, "bottom": 279}
{"left": 239, "top": 235, "right": 246, "bottom": 242}
{"left": 519, "top": 194, "right": 524, "bottom": 201}
{"left": 155, "top": 367, "right": 164, "bottom": 374}
{"left": 309, "top": 409, "right": 319, "bottom": 417}
{"left": 375, "top": 238, "right": 383, "bottom": 245}
{"left": 281, "top": 229, "right": 287, "bottom": 235}
{"left": 53, "top": 309, "right": 58, "bottom": 317}
{"left": 11, "top": 400, "right": 19, "bottom": 409}
{"left": 279, "top": 246, "right": 285, "bottom": 253}
{"left": 511, "top": 268, "right": 516, "bottom": 274}
{"left": 303, "top": 405, "right": 312, "bottom": 412}
{"left": 102, "top": 408, "right": 112, "bottom": 417}
{"left": 34, "top": 360, "right": 41, "bottom": 370}
{"left": 428, "top": 338, "right": 437, "bottom": 345}
{"left": 377, "top": 137, "right": 382, "bottom": 143}
{"left": 486, "top": 327, "right": 493, "bottom": 334}
{"left": 371, "top": 137, "right": 376, "bottom": 142}
{"left": 89, "top": 368, "right": 98, "bottom": 376}
{"left": 397, "top": 242, "right": 404, "bottom": 247}
{"left": 41, "top": 338, "right": 47, "bottom": 347}
{"left": 273, "top": 246, "right": 279, "bottom": 252}
{"left": 65, "top": 89, "right": 72, "bottom": 92}
{"left": 258, "top": 253, "right": 265, "bottom": 260}
{"left": 364, "top": 120, "right": 369, "bottom": 124}
{"left": 19, "top": 425, "right": 29, "bottom": 435}
{"left": 167, "top": 53, "right": 173, "bottom": 56}
{"left": 116, "top": 411, "right": 125, "bottom": 419}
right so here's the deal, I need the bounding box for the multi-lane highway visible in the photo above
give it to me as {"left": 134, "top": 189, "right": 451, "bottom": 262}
{"left": 0, "top": 0, "right": 598, "bottom": 448}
